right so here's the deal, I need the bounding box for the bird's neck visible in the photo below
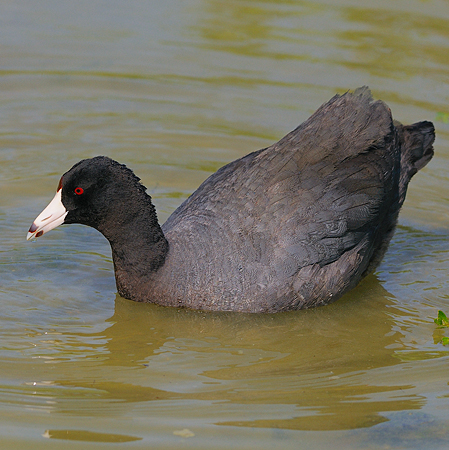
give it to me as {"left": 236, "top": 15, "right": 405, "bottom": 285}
{"left": 97, "top": 194, "right": 169, "bottom": 301}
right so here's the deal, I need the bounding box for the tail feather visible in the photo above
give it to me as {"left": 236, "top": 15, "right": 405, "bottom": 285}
{"left": 397, "top": 120, "right": 435, "bottom": 203}
{"left": 399, "top": 120, "right": 435, "bottom": 173}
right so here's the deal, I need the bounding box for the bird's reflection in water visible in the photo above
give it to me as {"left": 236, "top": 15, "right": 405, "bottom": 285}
{"left": 49, "top": 273, "right": 425, "bottom": 431}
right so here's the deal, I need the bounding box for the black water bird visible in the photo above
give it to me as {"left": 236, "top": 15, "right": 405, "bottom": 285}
{"left": 27, "top": 88, "right": 435, "bottom": 312}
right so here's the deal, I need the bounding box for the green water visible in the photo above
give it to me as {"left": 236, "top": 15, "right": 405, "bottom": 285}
{"left": 1, "top": 0, "right": 449, "bottom": 448}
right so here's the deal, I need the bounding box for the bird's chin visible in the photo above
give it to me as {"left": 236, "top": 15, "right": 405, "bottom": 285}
{"left": 27, "top": 189, "right": 68, "bottom": 240}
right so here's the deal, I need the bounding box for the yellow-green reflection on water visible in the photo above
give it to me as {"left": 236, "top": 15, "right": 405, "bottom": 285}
{"left": 1, "top": 0, "right": 449, "bottom": 449}
{"left": 43, "top": 429, "right": 142, "bottom": 443}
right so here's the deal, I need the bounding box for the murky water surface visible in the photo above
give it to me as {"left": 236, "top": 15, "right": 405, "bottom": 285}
{"left": 1, "top": 0, "right": 449, "bottom": 448}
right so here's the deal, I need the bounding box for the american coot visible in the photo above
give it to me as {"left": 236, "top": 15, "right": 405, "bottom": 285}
{"left": 27, "top": 87, "right": 434, "bottom": 312}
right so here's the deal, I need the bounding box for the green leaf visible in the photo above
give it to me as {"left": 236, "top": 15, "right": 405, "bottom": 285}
{"left": 441, "top": 337, "right": 449, "bottom": 346}
{"left": 434, "top": 310, "right": 449, "bottom": 327}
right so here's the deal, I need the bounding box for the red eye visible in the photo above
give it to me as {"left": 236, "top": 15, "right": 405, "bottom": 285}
{"left": 74, "top": 187, "right": 84, "bottom": 195}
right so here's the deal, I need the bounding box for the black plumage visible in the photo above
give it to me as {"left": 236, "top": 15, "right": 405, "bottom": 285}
{"left": 28, "top": 87, "right": 435, "bottom": 312}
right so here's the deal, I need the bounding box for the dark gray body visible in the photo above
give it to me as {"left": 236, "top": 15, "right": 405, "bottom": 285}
{"left": 141, "top": 88, "right": 433, "bottom": 311}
